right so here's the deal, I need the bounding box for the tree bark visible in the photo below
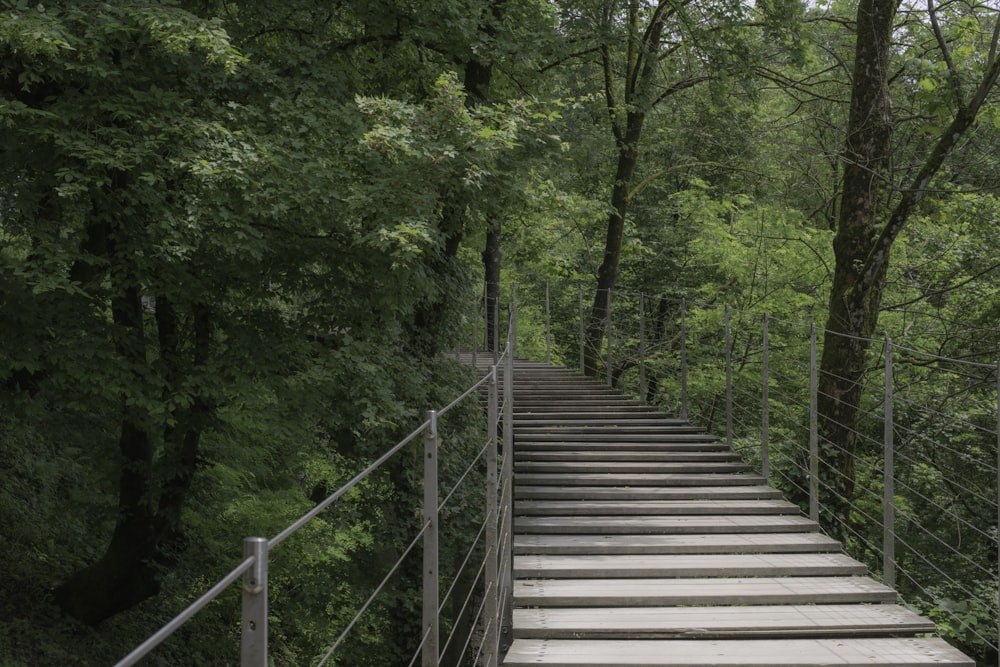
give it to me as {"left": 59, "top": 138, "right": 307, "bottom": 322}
{"left": 584, "top": 114, "right": 643, "bottom": 376}
{"left": 483, "top": 222, "right": 501, "bottom": 353}
{"left": 817, "top": 0, "right": 898, "bottom": 528}
{"left": 818, "top": 0, "right": 1000, "bottom": 536}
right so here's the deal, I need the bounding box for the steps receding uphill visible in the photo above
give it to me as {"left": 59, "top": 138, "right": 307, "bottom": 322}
{"left": 504, "top": 360, "right": 973, "bottom": 667}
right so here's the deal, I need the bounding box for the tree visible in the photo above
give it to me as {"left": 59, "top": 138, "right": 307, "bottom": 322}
{"left": 557, "top": 0, "right": 797, "bottom": 376}
{"left": 818, "top": 0, "right": 1000, "bottom": 526}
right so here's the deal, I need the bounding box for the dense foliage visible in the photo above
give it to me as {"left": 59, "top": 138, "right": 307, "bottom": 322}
{"left": 2, "top": 0, "right": 999, "bottom": 665}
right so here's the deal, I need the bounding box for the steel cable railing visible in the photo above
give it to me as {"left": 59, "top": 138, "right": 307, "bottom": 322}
{"left": 115, "top": 295, "right": 518, "bottom": 667}
{"left": 114, "top": 279, "right": 998, "bottom": 666}
{"left": 526, "top": 282, "right": 999, "bottom": 664}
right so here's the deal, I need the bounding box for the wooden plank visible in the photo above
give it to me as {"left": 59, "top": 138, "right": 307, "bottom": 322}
{"left": 503, "top": 638, "right": 974, "bottom": 666}
{"left": 517, "top": 451, "right": 740, "bottom": 462}
{"left": 512, "top": 604, "right": 937, "bottom": 639}
{"left": 513, "top": 576, "right": 898, "bottom": 606}
{"left": 516, "top": 473, "right": 767, "bottom": 487}
{"left": 514, "top": 418, "right": 692, "bottom": 426}
{"left": 513, "top": 532, "right": 841, "bottom": 555}
{"left": 517, "top": 433, "right": 727, "bottom": 442}
{"left": 515, "top": 485, "right": 783, "bottom": 501}
{"left": 515, "top": 461, "right": 751, "bottom": 474}
{"left": 516, "top": 499, "right": 799, "bottom": 516}
{"left": 516, "top": 441, "right": 726, "bottom": 451}
{"left": 514, "top": 515, "right": 819, "bottom": 535}
{"left": 513, "top": 553, "right": 866, "bottom": 578}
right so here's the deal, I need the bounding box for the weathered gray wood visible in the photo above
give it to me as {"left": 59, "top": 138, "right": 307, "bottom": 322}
{"left": 513, "top": 532, "right": 841, "bottom": 555}
{"left": 514, "top": 418, "right": 691, "bottom": 426}
{"left": 516, "top": 440, "right": 725, "bottom": 451}
{"left": 513, "top": 576, "right": 897, "bottom": 606}
{"left": 516, "top": 473, "right": 767, "bottom": 487}
{"left": 517, "top": 451, "right": 740, "bottom": 462}
{"left": 515, "top": 499, "right": 799, "bottom": 516}
{"left": 515, "top": 515, "right": 819, "bottom": 535}
{"left": 515, "top": 461, "right": 751, "bottom": 473}
{"left": 500, "top": 360, "right": 973, "bottom": 667}
{"left": 515, "top": 485, "right": 782, "bottom": 501}
{"left": 517, "top": 433, "right": 725, "bottom": 442}
{"left": 512, "top": 604, "right": 937, "bottom": 639}
{"left": 513, "top": 553, "right": 865, "bottom": 578}
{"left": 503, "top": 638, "right": 974, "bottom": 665}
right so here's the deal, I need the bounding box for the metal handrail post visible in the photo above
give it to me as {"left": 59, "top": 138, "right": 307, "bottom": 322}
{"left": 883, "top": 339, "right": 895, "bottom": 588}
{"left": 639, "top": 293, "right": 647, "bottom": 402}
{"left": 472, "top": 313, "right": 478, "bottom": 370}
{"left": 422, "top": 411, "right": 439, "bottom": 667}
{"left": 606, "top": 289, "right": 613, "bottom": 387}
{"left": 578, "top": 287, "right": 585, "bottom": 374}
{"left": 500, "top": 345, "right": 514, "bottom": 651}
{"left": 511, "top": 286, "right": 518, "bottom": 360}
{"left": 484, "top": 368, "right": 499, "bottom": 666}
{"left": 493, "top": 295, "right": 500, "bottom": 365}
{"left": 680, "top": 299, "right": 689, "bottom": 421}
{"left": 761, "top": 314, "right": 770, "bottom": 480}
{"left": 809, "top": 324, "right": 819, "bottom": 523}
{"left": 996, "top": 360, "right": 999, "bottom": 656}
{"left": 545, "top": 282, "right": 551, "bottom": 364}
{"left": 725, "top": 305, "right": 733, "bottom": 449}
{"left": 241, "top": 538, "right": 268, "bottom": 667}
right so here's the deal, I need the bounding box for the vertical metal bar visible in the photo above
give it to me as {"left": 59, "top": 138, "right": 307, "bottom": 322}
{"left": 725, "top": 305, "right": 733, "bottom": 450}
{"left": 809, "top": 323, "right": 819, "bottom": 524}
{"left": 493, "top": 295, "right": 500, "bottom": 365}
{"left": 996, "top": 360, "right": 999, "bottom": 657}
{"left": 500, "top": 341, "right": 514, "bottom": 651}
{"left": 680, "top": 298, "right": 689, "bottom": 421}
{"left": 639, "top": 293, "right": 647, "bottom": 402}
{"left": 510, "top": 285, "right": 518, "bottom": 360}
{"left": 883, "top": 339, "right": 895, "bottom": 588}
{"left": 606, "top": 289, "right": 613, "bottom": 387}
{"left": 472, "top": 309, "right": 478, "bottom": 370}
{"left": 578, "top": 287, "right": 585, "bottom": 375}
{"left": 241, "top": 537, "right": 268, "bottom": 667}
{"left": 422, "top": 411, "right": 439, "bottom": 667}
{"left": 545, "top": 282, "right": 551, "bottom": 364}
{"left": 761, "top": 314, "right": 770, "bottom": 481}
{"left": 484, "top": 368, "right": 499, "bottom": 667}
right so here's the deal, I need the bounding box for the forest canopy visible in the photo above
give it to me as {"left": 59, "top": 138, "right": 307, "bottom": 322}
{"left": 2, "top": 0, "right": 999, "bottom": 664}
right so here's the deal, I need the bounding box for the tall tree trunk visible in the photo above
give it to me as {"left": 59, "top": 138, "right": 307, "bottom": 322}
{"left": 817, "top": 0, "right": 898, "bottom": 533}
{"left": 54, "top": 293, "right": 213, "bottom": 624}
{"left": 483, "top": 222, "right": 501, "bottom": 353}
{"left": 55, "top": 283, "right": 163, "bottom": 624}
{"left": 818, "top": 0, "right": 1000, "bottom": 539}
{"left": 584, "top": 113, "right": 643, "bottom": 377}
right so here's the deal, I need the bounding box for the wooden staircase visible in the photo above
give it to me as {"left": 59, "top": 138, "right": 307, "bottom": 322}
{"left": 502, "top": 360, "right": 973, "bottom": 666}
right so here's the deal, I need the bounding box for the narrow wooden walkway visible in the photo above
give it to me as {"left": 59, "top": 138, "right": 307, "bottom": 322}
{"left": 500, "top": 359, "right": 973, "bottom": 666}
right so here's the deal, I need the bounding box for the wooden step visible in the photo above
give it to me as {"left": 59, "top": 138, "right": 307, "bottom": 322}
{"left": 516, "top": 440, "right": 724, "bottom": 451}
{"left": 513, "top": 532, "right": 841, "bottom": 555}
{"left": 513, "top": 576, "right": 897, "bottom": 607}
{"left": 517, "top": 433, "right": 722, "bottom": 442}
{"left": 503, "top": 638, "right": 973, "bottom": 665}
{"left": 515, "top": 485, "right": 783, "bottom": 501}
{"left": 516, "top": 473, "right": 767, "bottom": 487}
{"left": 512, "top": 604, "right": 936, "bottom": 639}
{"left": 515, "top": 461, "right": 751, "bottom": 474}
{"left": 515, "top": 499, "right": 799, "bottom": 516}
{"left": 514, "top": 553, "right": 866, "bottom": 578}
{"left": 516, "top": 450, "right": 740, "bottom": 462}
{"left": 515, "top": 515, "right": 819, "bottom": 534}
{"left": 514, "top": 418, "right": 690, "bottom": 426}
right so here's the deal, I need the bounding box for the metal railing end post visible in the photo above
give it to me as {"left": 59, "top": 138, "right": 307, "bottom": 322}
{"left": 241, "top": 537, "right": 269, "bottom": 667}
{"left": 422, "top": 411, "right": 439, "bottom": 667}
